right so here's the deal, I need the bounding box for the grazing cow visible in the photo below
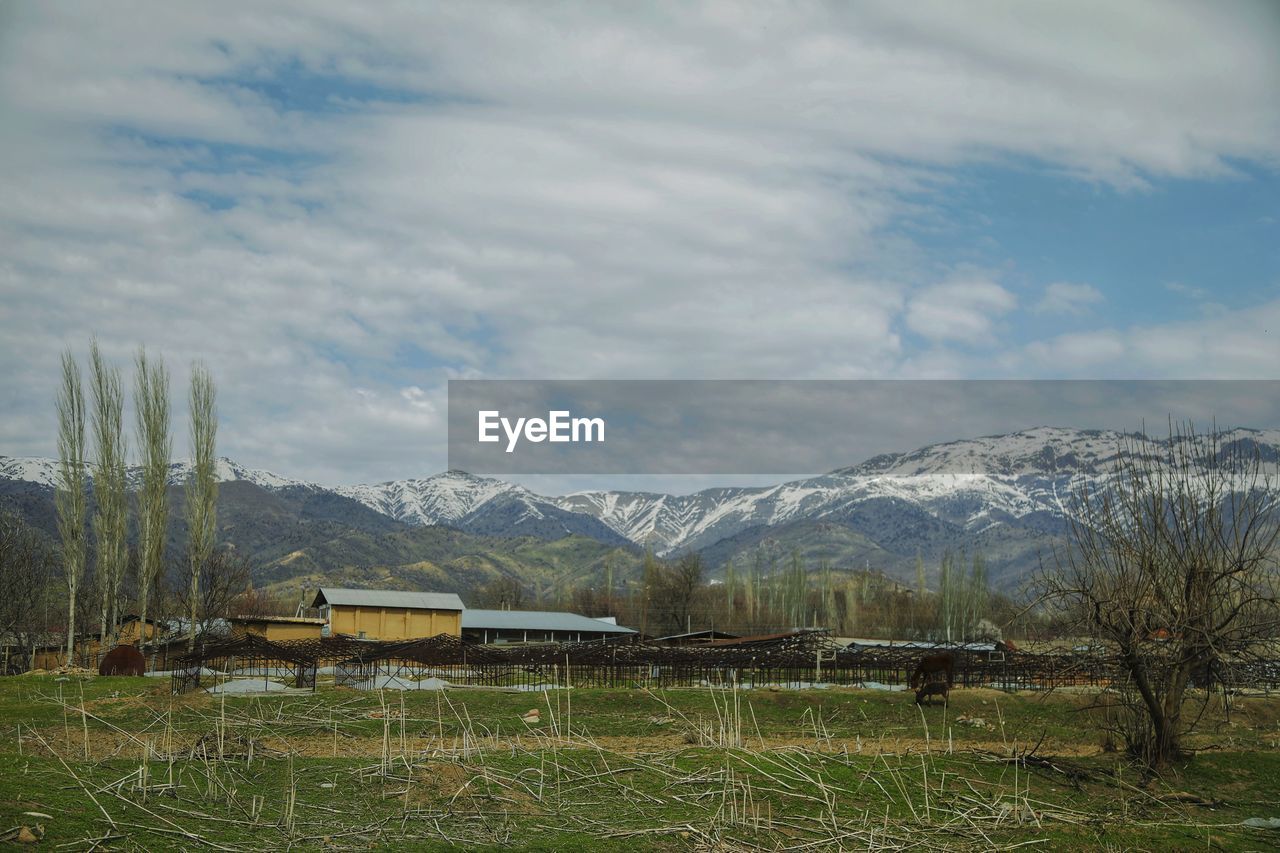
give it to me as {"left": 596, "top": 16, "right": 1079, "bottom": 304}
{"left": 98, "top": 644, "right": 145, "bottom": 676}
{"left": 915, "top": 681, "right": 949, "bottom": 706}
{"left": 909, "top": 651, "right": 955, "bottom": 690}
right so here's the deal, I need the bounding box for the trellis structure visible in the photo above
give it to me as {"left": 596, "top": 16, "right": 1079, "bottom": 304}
{"left": 171, "top": 634, "right": 322, "bottom": 694}
{"left": 333, "top": 633, "right": 509, "bottom": 687}
{"left": 169, "top": 629, "right": 1280, "bottom": 695}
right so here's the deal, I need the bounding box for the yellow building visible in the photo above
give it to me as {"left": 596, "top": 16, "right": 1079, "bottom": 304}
{"left": 310, "top": 588, "right": 464, "bottom": 640}
{"left": 30, "top": 615, "right": 166, "bottom": 670}
{"left": 230, "top": 615, "right": 327, "bottom": 641}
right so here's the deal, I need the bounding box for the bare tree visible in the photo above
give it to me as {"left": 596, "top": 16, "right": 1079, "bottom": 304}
{"left": 0, "top": 512, "right": 56, "bottom": 672}
{"left": 170, "top": 548, "right": 250, "bottom": 640}
{"left": 89, "top": 340, "right": 128, "bottom": 647}
{"left": 649, "top": 553, "right": 705, "bottom": 636}
{"left": 475, "top": 576, "right": 527, "bottom": 610}
{"left": 55, "top": 351, "right": 88, "bottom": 665}
{"left": 1041, "top": 423, "right": 1280, "bottom": 768}
{"left": 569, "top": 584, "right": 619, "bottom": 619}
{"left": 185, "top": 362, "right": 218, "bottom": 651}
{"left": 134, "top": 347, "right": 171, "bottom": 654}
{"left": 230, "top": 584, "right": 294, "bottom": 618}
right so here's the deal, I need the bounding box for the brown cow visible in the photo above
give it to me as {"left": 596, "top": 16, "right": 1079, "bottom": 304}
{"left": 98, "top": 644, "right": 145, "bottom": 676}
{"left": 909, "top": 651, "right": 955, "bottom": 690}
{"left": 915, "top": 681, "right": 949, "bottom": 706}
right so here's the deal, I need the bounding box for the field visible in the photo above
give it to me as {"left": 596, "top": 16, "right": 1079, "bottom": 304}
{"left": 3, "top": 676, "right": 1280, "bottom": 850}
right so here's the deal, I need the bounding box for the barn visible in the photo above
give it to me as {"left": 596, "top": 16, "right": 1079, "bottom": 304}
{"left": 461, "top": 609, "right": 636, "bottom": 645}
{"left": 310, "top": 588, "right": 464, "bottom": 640}
{"left": 229, "top": 614, "right": 327, "bottom": 641}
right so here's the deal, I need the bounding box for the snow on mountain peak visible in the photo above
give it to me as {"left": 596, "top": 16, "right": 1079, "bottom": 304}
{"left": 0, "top": 456, "right": 64, "bottom": 489}
{"left": 332, "top": 469, "right": 525, "bottom": 526}
{"left": 550, "top": 426, "right": 1280, "bottom": 554}
{"left": 6, "top": 426, "right": 1280, "bottom": 556}
{"left": 0, "top": 454, "right": 312, "bottom": 492}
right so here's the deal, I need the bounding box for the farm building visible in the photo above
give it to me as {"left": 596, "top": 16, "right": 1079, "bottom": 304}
{"left": 654, "top": 629, "right": 741, "bottom": 645}
{"left": 461, "top": 609, "right": 636, "bottom": 644}
{"left": 229, "top": 614, "right": 327, "bottom": 641}
{"left": 28, "top": 614, "right": 167, "bottom": 670}
{"left": 310, "top": 588, "right": 464, "bottom": 640}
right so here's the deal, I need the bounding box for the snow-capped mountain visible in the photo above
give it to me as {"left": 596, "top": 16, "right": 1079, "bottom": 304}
{"left": 0, "top": 456, "right": 61, "bottom": 488}
{"left": 5, "top": 426, "right": 1278, "bottom": 588}
{"left": 332, "top": 471, "right": 631, "bottom": 545}
{"left": 0, "top": 455, "right": 315, "bottom": 492}
{"left": 559, "top": 426, "right": 1280, "bottom": 555}
{"left": 0, "top": 456, "right": 628, "bottom": 547}
{"left": 332, "top": 470, "right": 523, "bottom": 526}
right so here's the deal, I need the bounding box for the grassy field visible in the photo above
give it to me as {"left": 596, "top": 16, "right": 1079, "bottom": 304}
{"left": 2, "top": 675, "right": 1280, "bottom": 850}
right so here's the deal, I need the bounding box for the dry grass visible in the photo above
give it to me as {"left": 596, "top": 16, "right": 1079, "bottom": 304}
{"left": 4, "top": 678, "right": 1280, "bottom": 850}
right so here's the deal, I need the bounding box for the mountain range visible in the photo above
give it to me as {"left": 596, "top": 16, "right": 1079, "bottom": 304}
{"left": 4, "top": 426, "right": 1277, "bottom": 595}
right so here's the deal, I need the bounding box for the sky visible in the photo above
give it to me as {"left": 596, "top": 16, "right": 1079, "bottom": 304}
{"left": 1, "top": 1, "right": 1278, "bottom": 488}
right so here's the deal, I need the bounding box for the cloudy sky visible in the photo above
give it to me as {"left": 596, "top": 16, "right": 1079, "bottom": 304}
{"left": 1, "top": 1, "right": 1278, "bottom": 487}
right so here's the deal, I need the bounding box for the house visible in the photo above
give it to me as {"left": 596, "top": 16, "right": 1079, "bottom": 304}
{"left": 461, "top": 609, "right": 637, "bottom": 645}
{"left": 229, "top": 614, "right": 327, "bottom": 642}
{"left": 310, "top": 588, "right": 464, "bottom": 640}
{"left": 29, "top": 615, "right": 167, "bottom": 670}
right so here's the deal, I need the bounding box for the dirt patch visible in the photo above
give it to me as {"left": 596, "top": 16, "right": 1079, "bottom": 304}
{"left": 408, "top": 760, "right": 471, "bottom": 801}
{"left": 403, "top": 760, "right": 545, "bottom": 815}
{"left": 20, "top": 726, "right": 976, "bottom": 761}
{"left": 82, "top": 693, "right": 166, "bottom": 718}
{"left": 203, "top": 730, "right": 1105, "bottom": 759}
{"left": 38, "top": 724, "right": 214, "bottom": 759}
{"left": 1233, "top": 695, "right": 1280, "bottom": 731}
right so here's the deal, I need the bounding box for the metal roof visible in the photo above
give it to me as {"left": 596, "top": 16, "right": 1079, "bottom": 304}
{"left": 703, "top": 629, "right": 828, "bottom": 646}
{"left": 654, "top": 629, "right": 741, "bottom": 642}
{"left": 311, "top": 588, "right": 464, "bottom": 611}
{"left": 461, "top": 609, "right": 636, "bottom": 634}
{"left": 230, "top": 615, "right": 327, "bottom": 625}
{"left": 843, "top": 639, "right": 1002, "bottom": 652}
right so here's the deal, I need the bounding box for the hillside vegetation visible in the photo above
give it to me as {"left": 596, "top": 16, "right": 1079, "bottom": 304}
{"left": 259, "top": 526, "right": 641, "bottom": 600}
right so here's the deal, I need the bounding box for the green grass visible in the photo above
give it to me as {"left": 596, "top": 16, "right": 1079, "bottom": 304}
{"left": 2, "top": 676, "right": 1279, "bottom": 850}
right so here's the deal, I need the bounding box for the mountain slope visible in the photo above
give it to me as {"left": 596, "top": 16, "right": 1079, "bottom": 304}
{"left": 6, "top": 426, "right": 1278, "bottom": 592}
{"left": 0, "top": 455, "right": 317, "bottom": 492}
{"left": 260, "top": 527, "right": 640, "bottom": 600}
{"left": 556, "top": 427, "right": 1280, "bottom": 559}
{"left": 332, "top": 470, "right": 521, "bottom": 526}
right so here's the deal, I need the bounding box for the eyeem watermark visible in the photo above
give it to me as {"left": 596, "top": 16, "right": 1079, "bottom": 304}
{"left": 478, "top": 410, "right": 605, "bottom": 452}
{"left": 449, "top": 379, "right": 1280, "bottom": 475}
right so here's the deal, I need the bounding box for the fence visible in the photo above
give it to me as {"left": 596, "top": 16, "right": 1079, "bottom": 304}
{"left": 167, "top": 631, "right": 1280, "bottom": 695}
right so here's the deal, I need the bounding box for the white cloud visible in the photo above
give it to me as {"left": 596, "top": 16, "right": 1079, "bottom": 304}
{"left": 906, "top": 279, "right": 1017, "bottom": 344}
{"left": 1035, "top": 282, "right": 1105, "bottom": 316}
{"left": 1023, "top": 299, "right": 1280, "bottom": 378}
{"left": 1164, "top": 281, "right": 1208, "bottom": 300}
{"left": 0, "top": 2, "right": 1277, "bottom": 481}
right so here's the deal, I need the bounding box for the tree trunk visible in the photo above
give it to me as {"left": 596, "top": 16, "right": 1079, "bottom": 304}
{"left": 65, "top": 587, "right": 76, "bottom": 666}
{"left": 99, "top": 593, "right": 108, "bottom": 658}
{"left": 1122, "top": 648, "right": 1176, "bottom": 767}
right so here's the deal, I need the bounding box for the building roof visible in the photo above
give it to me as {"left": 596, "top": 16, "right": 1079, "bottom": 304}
{"left": 841, "top": 638, "right": 1004, "bottom": 653}
{"left": 461, "top": 609, "right": 636, "bottom": 634}
{"left": 654, "top": 629, "right": 741, "bottom": 643}
{"left": 311, "top": 588, "right": 464, "bottom": 612}
{"left": 230, "top": 615, "right": 327, "bottom": 625}
{"left": 703, "top": 629, "right": 828, "bottom": 646}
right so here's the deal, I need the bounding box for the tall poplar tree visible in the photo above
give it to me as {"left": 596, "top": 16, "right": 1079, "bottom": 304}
{"left": 89, "top": 341, "right": 128, "bottom": 647}
{"left": 56, "top": 351, "right": 87, "bottom": 664}
{"left": 185, "top": 362, "right": 218, "bottom": 650}
{"left": 724, "top": 558, "right": 736, "bottom": 611}
{"left": 134, "top": 348, "right": 170, "bottom": 653}
{"left": 938, "top": 550, "right": 955, "bottom": 642}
